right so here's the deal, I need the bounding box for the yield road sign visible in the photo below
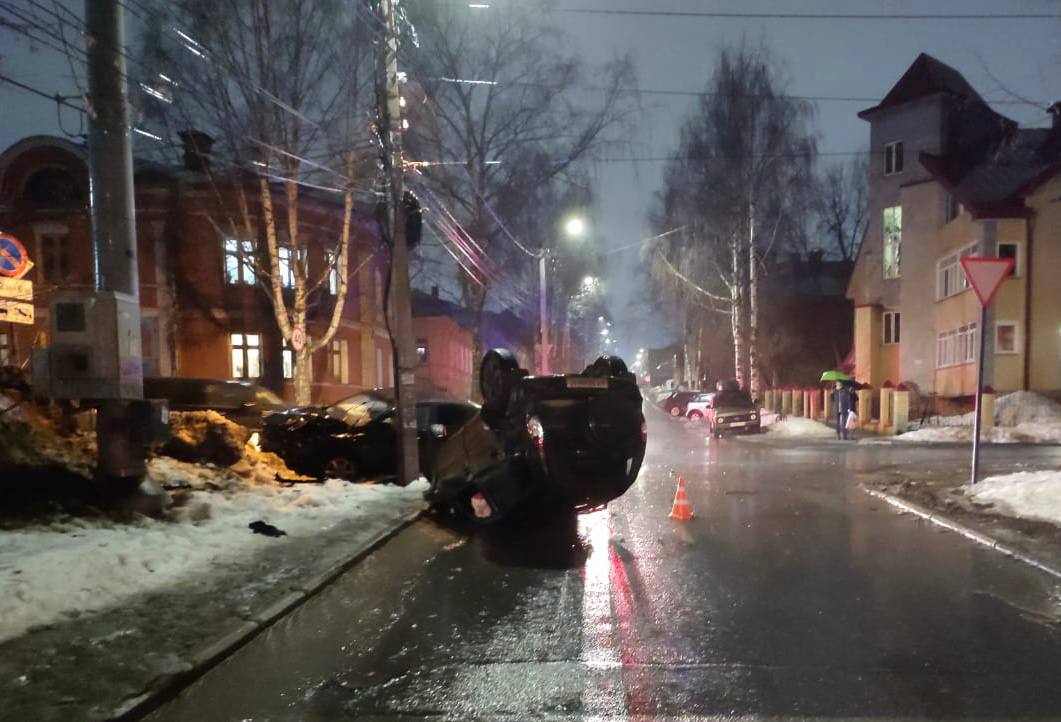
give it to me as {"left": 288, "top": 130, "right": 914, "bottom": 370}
{"left": 0, "top": 233, "right": 31, "bottom": 279}
{"left": 961, "top": 256, "right": 1014, "bottom": 307}
{"left": 0, "top": 299, "right": 34, "bottom": 325}
{"left": 0, "top": 276, "right": 32, "bottom": 302}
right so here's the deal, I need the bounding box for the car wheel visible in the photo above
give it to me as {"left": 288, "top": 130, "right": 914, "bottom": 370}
{"left": 669, "top": 406, "right": 681, "bottom": 417}
{"left": 323, "top": 456, "right": 358, "bottom": 481}
{"left": 688, "top": 411, "right": 703, "bottom": 424}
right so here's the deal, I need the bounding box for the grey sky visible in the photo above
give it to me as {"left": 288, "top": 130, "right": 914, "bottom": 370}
{"left": 2, "top": 0, "right": 1060, "bottom": 361}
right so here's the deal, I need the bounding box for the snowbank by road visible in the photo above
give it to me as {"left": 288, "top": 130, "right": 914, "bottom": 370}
{"left": 767, "top": 417, "right": 835, "bottom": 438}
{"left": 0, "top": 459, "right": 427, "bottom": 643}
{"left": 897, "top": 422, "right": 1061, "bottom": 444}
{"left": 968, "top": 470, "right": 1061, "bottom": 526}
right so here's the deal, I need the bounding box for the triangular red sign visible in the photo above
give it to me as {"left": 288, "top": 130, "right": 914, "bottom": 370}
{"left": 961, "top": 257, "right": 1014, "bottom": 307}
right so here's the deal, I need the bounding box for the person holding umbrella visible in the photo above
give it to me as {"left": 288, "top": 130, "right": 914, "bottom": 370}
{"left": 821, "top": 370, "right": 856, "bottom": 441}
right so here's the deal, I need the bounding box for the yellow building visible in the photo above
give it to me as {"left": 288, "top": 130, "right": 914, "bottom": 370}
{"left": 848, "top": 53, "right": 1061, "bottom": 398}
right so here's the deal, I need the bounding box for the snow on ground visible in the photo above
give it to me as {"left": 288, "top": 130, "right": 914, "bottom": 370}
{"left": 968, "top": 470, "right": 1061, "bottom": 526}
{"left": 901, "top": 391, "right": 1061, "bottom": 444}
{"left": 767, "top": 417, "right": 835, "bottom": 438}
{"left": 0, "top": 458, "right": 427, "bottom": 643}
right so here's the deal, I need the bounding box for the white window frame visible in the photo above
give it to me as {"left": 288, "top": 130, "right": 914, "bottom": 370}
{"left": 882, "top": 311, "right": 901, "bottom": 345}
{"left": 326, "top": 250, "right": 340, "bottom": 295}
{"left": 995, "top": 321, "right": 1019, "bottom": 355}
{"left": 278, "top": 247, "right": 306, "bottom": 289}
{"left": 331, "top": 339, "right": 349, "bottom": 384}
{"left": 997, "top": 241, "right": 1021, "bottom": 278}
{"left": 282, "top": 339, "right": 294, "bottom": 380}
{"left": 375, "top": 347, "right": 385, "bottom": 388}
{"left": 937, "top": 323, "right": 978, "bottom": 369}
{"left": 882, "top": 206, "right": 902, "bottom": 279}
{"left": 230, "top": 332, "right": 262, "bottom": 379}
{"left": 224, "top": 239, "right": 257, "bottom": 285}
{"left": 936, "top": 242, "right": 977, "bottom": 300}
{"left": 884, "top": 140, "right": 904, "bottom": 176}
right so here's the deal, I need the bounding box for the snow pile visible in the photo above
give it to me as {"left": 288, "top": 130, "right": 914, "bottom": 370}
{"left": 0, "top": 412, "right": 95, "bottom": 480}
{"left": 968, "top": 470, "right": 1061, "bottom": 526}
{"left": 0, "top": 470, "right": 428, "bottom": 643}
{"left": 767, "top": 417, "right": 835, "bottom": 438}
{"left": 996, "top": 391, "right": 1061, "bottom": 426}
{"left": 897, "top": 422, "right": 1061, "bottom": 444}
{"left": 161, "top": 411, "right": 252, "bottom": 467}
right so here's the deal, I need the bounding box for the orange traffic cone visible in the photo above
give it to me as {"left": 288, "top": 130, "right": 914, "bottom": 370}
{"left": 669, "top": 476, "right": 694, "bottom": 520}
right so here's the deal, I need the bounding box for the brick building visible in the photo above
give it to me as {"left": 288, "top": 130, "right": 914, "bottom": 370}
{"left": 0, "top": 134, "right": 393, "bottom": 404}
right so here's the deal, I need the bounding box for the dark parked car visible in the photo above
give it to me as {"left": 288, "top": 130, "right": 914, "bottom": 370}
{"left": 426, "top": 350, "right": 647, "bottom": 523}
{"left": 703, "top": 388, "right": 760, "bottom": 438}
{"left": 660, "top": 389, "right": 700, "bottom": 417}
{"left": 260, "top": 392, "right": 479, "bottom": 481}
{"left": 143, "top": 377, "right": 288, "bottom": 428}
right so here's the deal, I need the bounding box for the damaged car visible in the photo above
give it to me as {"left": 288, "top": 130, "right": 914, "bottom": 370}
{"left": 426, "top": 349, "right": 647, "bottom": 523}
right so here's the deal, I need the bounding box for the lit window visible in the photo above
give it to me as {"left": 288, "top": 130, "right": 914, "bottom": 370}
{"left": 224, "top": 239, "right": 256, "bottom": 285}
{"left": 998, "top": 242, "right": 1019, "bottom": 277}
{"left": 279, "top": 247, "right": 295, "bottom": 289}
{"left": 0, "top": 332, "right": 11, "bottom": 365}
{"left": 326, "top": 250, "right": 340, "bottom": 295}
{"left": 375, "top": 347, "right": 385, "bottom": 388}
{"left": 416, "top": 339, "right": 428, "bottom": 365}
{"left": 883, "top": 311, "right": 901, "bottom": 345}
{"left": 331, "top": 339, "right": 349, "bottom": 384}
{"left": 883, "top": 206, "right": 902, "bottom": 279}
{"left": 996, "top": 322, "right": 1018, "bottom": 354}
{"left": 230, "top": 333, "right": 261, "bottom": 379}
{"left": 884, "top": 141, "right": 904, "bottom": 175}
{"left": 41, "top": 234, "right": 71, "bottom": 284}
{"left": 282, "top": 339, "right": 294, "bottom": 379}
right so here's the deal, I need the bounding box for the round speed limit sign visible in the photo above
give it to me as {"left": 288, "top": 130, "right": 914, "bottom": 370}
{"left": 291, "top": 326, "right": 306, "bottom": 352}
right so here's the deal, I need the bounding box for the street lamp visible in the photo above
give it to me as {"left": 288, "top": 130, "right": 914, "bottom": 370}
{"left": 538, "top": 214, "right": 589, "bottom": 376}
{"left": 565, "top": 216, "right": 586, "bottom": 238}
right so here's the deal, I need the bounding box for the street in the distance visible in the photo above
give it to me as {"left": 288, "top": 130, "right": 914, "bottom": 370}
{"left": 145, "top": 411, "right": 1061, "bottom": 721}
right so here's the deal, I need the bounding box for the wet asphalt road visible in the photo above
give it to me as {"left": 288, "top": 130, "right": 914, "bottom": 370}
{"left": 146, "top": 410, "right": 1061, "bottom": 721}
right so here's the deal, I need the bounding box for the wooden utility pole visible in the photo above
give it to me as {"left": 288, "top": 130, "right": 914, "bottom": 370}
{"left": 377, "top": 0, "right": 420, "bottom": 484}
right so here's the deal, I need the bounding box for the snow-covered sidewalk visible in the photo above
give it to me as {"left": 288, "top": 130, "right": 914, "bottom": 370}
{"left": 0, "top": 456, "right": 427, "bottom": 643}
{"left": 968, "top": 470, "right": 1061, "bottom": 527}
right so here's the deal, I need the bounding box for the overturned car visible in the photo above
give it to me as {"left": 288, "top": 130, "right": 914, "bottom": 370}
{"left": 426, "top": 350, "right": 647, "bottom": 523}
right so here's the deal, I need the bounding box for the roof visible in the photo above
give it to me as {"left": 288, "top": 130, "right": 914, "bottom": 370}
{"left": 920, "top": 127, "right": 1061, "bottom": 218}
{"left": 859, "top": 53, "right": 985, "bottom": 119}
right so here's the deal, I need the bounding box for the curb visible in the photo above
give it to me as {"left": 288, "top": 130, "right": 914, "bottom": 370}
{"left": 109, "top": 506, "right": 425, "bottom": 721}
{"left": 862, "top": 486, "right": 1061, "bottom": 581}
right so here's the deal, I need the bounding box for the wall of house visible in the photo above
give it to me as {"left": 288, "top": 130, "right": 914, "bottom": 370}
{"left": 413, "top": 315, "right": 473, "bottom": 400}
{"left": 897, "top": 180, "right": 943, "bottom": 391}
{"left": 1027, "top": 176, "right": 1061, "bottom": 392}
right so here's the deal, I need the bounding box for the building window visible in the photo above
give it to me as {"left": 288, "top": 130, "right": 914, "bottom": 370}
{"left": 945, "top": 194, "right": 963, "bottom": 223}
{"left": 884, "top": 141, "right": 904, "bottom": 176}
{"left": 326, "top": 250, "right": 340, "bottom": 295}
{"left": 331, "top": 339, "right": 349, "bottom": 384}
{"left": 0, "top": 332, "right": 11, "bottom": 365}
{"left": 230, "top": 332, "right": 262, "bottom": 379}
{"left": 224, "top": 239, "right": 256, "bottom": 285}
{"left": 937, "top": 323, "right": 978, "bottom": 368}
{"left": 41, "top": 233, "right": 71, "bottom": 284}
{"left": 416, "top": 339, "right": 429, "bottom": 365}
{"left": 375, "top": 347, "right": 385, "bottom": 388}
{"left": 282, "top": 339, "right": 294, "bottom": 380}
{"left": 998, "top": 242, "right": 1019, "bottom": 277}
{"left": 937, "top": 243, "right": 977, "bottom": 300}
{"left": 883, "top": 311, "right": 901, "bottom": 345}
{"left": 996, "top": 322, "right": 1018, "bottom": 354}
{"left": 882, "top": 206, "right": 902, "bottom": 279}
{"left": 279, "top": 247, "right": 305, "bottom": 289}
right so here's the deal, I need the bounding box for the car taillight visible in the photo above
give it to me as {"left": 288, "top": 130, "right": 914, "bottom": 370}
{"left": 640, "top": 414, "right": 648, "bottom": 444}
{"left": 527, "top": 416, "right": 546, "bottom": 461}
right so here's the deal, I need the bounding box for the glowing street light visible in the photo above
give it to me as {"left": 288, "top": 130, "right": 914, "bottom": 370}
{"left": 564, "top": 216, "right": 586, "bottom": 238}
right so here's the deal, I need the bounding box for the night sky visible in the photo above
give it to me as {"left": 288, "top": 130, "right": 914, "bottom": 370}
{"left": 2, "top": 0, "right": 1059, "bottom": 359}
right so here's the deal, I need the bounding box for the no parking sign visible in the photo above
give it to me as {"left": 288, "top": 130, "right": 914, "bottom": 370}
{"left": 0, "top": 233, "right": 32, "bottom": 279}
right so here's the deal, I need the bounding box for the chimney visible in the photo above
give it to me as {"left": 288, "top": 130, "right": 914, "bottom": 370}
{"left": 1050, "top": 102, "right": 1061, "bottom": 130}
{"left": 178, "top": 130, "right": 214, "bottom": 172}
{"left": 431, "top": 285, "right": 439, "bottom": 299}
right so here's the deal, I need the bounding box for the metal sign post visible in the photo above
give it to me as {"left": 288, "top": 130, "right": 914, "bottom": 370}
{"left": 961, "top": 256, "right": 1014, "bottom": 485}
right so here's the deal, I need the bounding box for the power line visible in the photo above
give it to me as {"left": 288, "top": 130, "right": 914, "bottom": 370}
{"left": 556, "top": 7, "right": 1061, "bottom": 21}
{"left": 0, "top": 71, "right": 85, "bottom": 113}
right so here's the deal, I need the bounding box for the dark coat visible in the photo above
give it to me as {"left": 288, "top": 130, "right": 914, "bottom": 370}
{"left": 836, "top": 385, "right": 856, "bottom": 415}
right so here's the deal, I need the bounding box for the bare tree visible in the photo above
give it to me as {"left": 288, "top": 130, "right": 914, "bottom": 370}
{"left": 401, "top": 2, "right": 636, "bottom": 371}
{"left": 815, "top": 155, "right": 869, "bottom": 262}
{"left": 650, "top": 41, "right": 816, "bottom": 398}
{"left": 136, "top": 0, "right": 374, "bottom": 404}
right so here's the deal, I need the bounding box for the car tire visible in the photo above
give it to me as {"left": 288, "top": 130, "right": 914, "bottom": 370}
{"left": 480, "top": 348, "right": 521, "bottom": 416}
{"left": 323, "top": 456, "right": 358, "bottom": 481}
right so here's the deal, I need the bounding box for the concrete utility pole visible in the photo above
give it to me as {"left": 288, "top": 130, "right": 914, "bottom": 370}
{"left": 85, "top": 0, "right": 145, "bottom": 481}
{"left": 377, "top": 0, "right": 420, "bottom": 484}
